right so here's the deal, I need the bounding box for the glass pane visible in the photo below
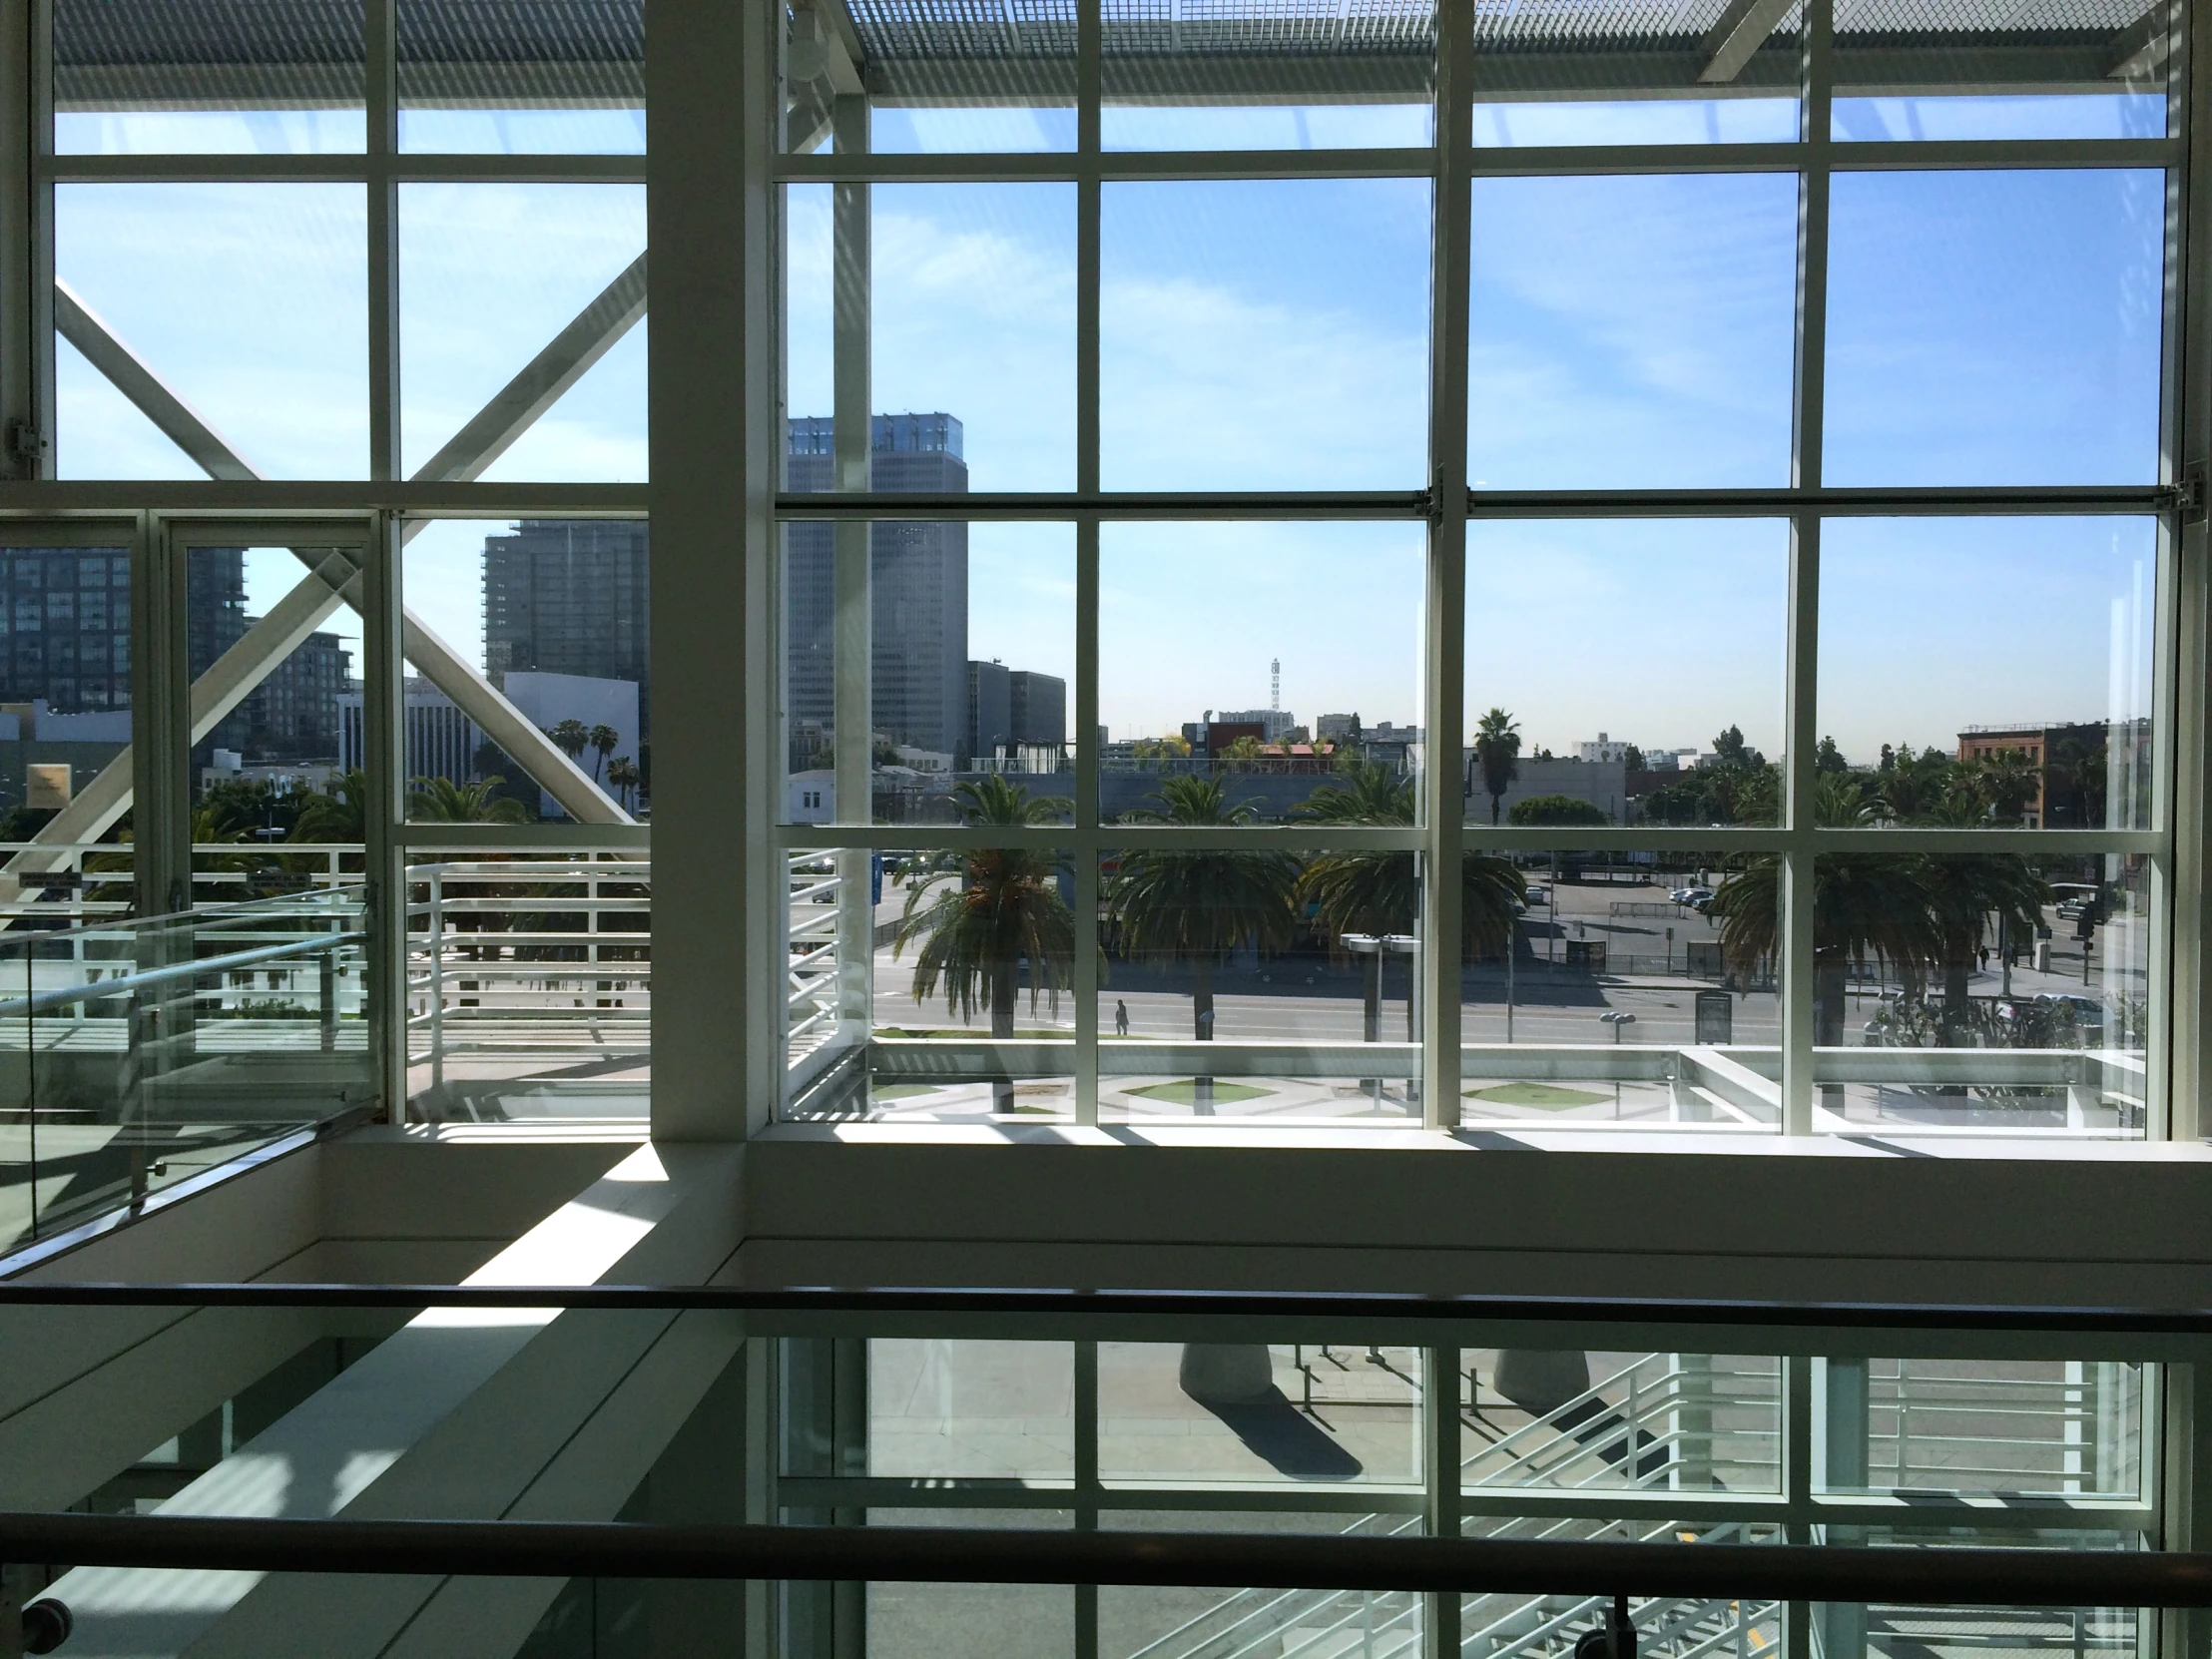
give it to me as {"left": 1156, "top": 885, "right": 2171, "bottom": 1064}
{"left": 793, "top": 0, "right": 1076, "bottom": 153}
{"left": 1462, "top": 1352, "right": 1782, "bottom": 1490}
{"left": 1833, "top": 0, "right": 2166, "bottom": 141}
{"left": 400, "top": 519, "right": 647, "bottom": 826}
{"left": 1472, "top": 0, "right": 1798, "bottom": 146}
{"left": 1816, "top": 517, "right": 2156, "bottom": 832}
{"left": 403, "top": 843, "right": 649, "bottom": 1123}
{"left": 1823, "top": 171, "right": 2163, "bottom": 487}
{"left": 1102, "top": 1513, "right": 1419, "bottom": 1659}
{"left": 399, "top": 184, "right": 647, "bottom": 483}
{"left": 57, "top": 186, "right": 368, "bottom": 480}
{"left": 1465, "top": 848, "right": 1782, "bottom": 1132}
{"left": 786, "top": 184, "right": 1078, "bottom": 493}
{"left": 1103, "top": 1, "right": 1435, "bottom": 150}
{"left": 1098, "top": 1343, "right": 1423, "bottom": 1483}
{"left": 1101, "top": 522, "right": 1426, "bottom": 823}
{"left": 1468, "top": 177, "right": 1798, "bottom": 490}
{"left": 784, "top": 843, "right": 1078, "bottom": 1122}
{"left": 399, "top": 0, "right": 644, "bottom": 154}
{"left": 1101, "top": 847, "right": 1428, "bottom": 1122}
{"left": 55, "top": 0, "right": 366, "bottom": 154}
{"left": 1461, "top": 1519, "right": 1784, "bottom": 1659}
{"left": 870, "top": 1340, "right": 1074, "bottom": 1478}
{"left": 1807, "top": 848, "right": 2149, "bottom": 1136}
{"left": 188, "top": 546, "right": 362, "bottom": 903}
{"left": 1819, "top": 1359, "right": 2147, "bottom": 1498}
{"left": 779, "top": 517, "right": 1074, "bottom": 826}
{"left": 1100, "top": 182, "right": 1430, "bottom": 490}
{"left": 1465, "top": 520, "right": 1788, "bottom": 830}
{"left": 0, "top": 545, "right": 133, "bottom": 929}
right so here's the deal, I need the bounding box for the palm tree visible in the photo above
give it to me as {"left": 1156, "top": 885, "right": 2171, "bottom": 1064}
{"left": 1922, "top": 799, "right": 2049, "bottom": 1039}
{"left": 408, "top": 776, "right": 531, "bottom": 824}
{"left": 1218, "top": 734, "right": 1266, "bottom": 770}
{"left": 1471, "top": 708, "right": 1521, "bottom": 827}
{"left": 1297, "top": 764, "right": 1522, "bottom": 946}
{"left": 548, "top": 720, "right": 590, "bottom": 767}
{"left": 1109, "top": 774, "right": 1300, "bottom": 1112}
{"left": 1877, "top": 747, "right": 1954, "bottom": 822}
{"left": 892, "top": 776, "right": 1075, "bottom": 1114}
{"left": 606, "top": 756, "right": 640, "bottom": 812}
{"left": 290, "top": 771, "right": 369, "bottom": 842}
{"left": 1972, "top": 749, "right": 2041, "bottom": 827}
{"left": 587, "top": 724, "right": 619, "bottom": 783}
{"left": 1710, "top": 775, "right": 1940, "bottom": 1055}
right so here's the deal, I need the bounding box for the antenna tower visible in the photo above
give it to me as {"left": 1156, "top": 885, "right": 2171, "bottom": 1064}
{"left": 1271, "top": 657, "right": 1281, "bottom": 712}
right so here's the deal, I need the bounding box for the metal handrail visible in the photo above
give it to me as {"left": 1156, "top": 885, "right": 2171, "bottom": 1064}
{"left": 0, "top": 1514, "right": 2200, "bottom": 1602}
{"left": 4, "top": 1283, "right": 2212, "bottom": 1337}
{"left": 0, "top": 929, "right": 366, "bottom": 1017}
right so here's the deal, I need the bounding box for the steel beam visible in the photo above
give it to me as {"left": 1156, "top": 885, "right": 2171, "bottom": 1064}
{"left": 1700, "top": 0, "right": 1798, "bottom": 83}
{"left": 30, "top": 273, "right": 640, "bottom": 852}
{"left": 411, "top": 254, "right": 648, "bottom": 485}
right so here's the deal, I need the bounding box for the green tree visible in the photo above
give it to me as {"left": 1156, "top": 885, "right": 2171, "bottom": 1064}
{"left": 1219, "top": 734, "right": 1267, "bottom": 768}
{"left": 408, "top": 776, "right": 531, "bottom": 824}
{"left": 587, "top": 724, "right": 620, "bottom": 783}
{"left": 1296, "top": 765, "right": 1524, "bottom": 1050}
{"left": 1507, "top": 793, "right": 1606, "bottom": 828}
{"left": 1878, "top": 746, "right": 1954, "bottom": 822}
{"left": 1709, "top": 774, "right": 1941, "bottom": 1051}
{"left": 2045, "top": 729, "right": 2109, "bottom": 828}
{"left": 893, "top": 776, "right": 1076, "bottom": 1115}
{"left": 1710, "top": 725, "right": 1763, "bottom": 769}
{"left": 1922, "top": 798, "right": 2049, "bottom": 1037}
{"left": 1972, "top": 749, "right": 2041, "bottom": 826}
{"left": 548, "top": 720, "right": 590, "bottom": 765}
{"left": 1814, "top": 736, "right": 1851, "bottom": 776}
{"left": 607, "top": 756, "right": 640, "bottom": 812}
{"left": 1471, "top": 708, "right": 1522, "bottom": 827}
{"left": 290, "top": 772, "right": 369, "bottom": 842}
{"left": 1621, "top": 744, "right": 1646, "bottom": 773}
{"left": 1110, "top": 775, "right": 1300, "bottom": 1112}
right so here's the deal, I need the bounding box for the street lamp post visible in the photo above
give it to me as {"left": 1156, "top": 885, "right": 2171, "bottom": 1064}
{"left": 1600, "top": 1010, "right": 1637, "bottom": 1116}
{"left": 1345, "top": 932, "right": 1419, "bottom": 1113}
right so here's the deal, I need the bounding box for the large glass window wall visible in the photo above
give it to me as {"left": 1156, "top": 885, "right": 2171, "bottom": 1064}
{"left": 774, "top": 1336, "right": 2160, "bottom": 1659}
{"left": 773, "top": 0, "right": 2188, "bottom": 1141}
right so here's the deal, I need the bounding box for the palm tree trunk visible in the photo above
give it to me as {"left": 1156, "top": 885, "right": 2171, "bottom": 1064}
{"left": 990, "top": 960, "right": 1016, "bottom": 1114}
{"left": 1191, "top": 955, "right": 1215, "bottom": 1116}
{"left": 1941, "top": 956, "right": 1972, "bottom": 1048}
{"left": 1816, "top": 956, "right": 1848, "bottom": 1120}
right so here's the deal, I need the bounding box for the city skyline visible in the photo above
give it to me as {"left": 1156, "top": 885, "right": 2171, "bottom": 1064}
{"left": 55, "top": 154, "right": 2164, "bottom": 775}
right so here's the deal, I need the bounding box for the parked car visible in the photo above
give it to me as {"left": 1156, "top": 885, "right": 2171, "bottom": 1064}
{"left": 1523, "top": 884, "right": 1549, "bottom": 907}
{"left": 1679, "top": 887, "right": 1716, "bottom": 909}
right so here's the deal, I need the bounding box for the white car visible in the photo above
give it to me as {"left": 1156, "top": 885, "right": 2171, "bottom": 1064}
{"left": 1523, "top": 884, "right": 1549, "bottom": 906}
{"left": 1677, "top": 887, "right": 1715, "bottom": 907}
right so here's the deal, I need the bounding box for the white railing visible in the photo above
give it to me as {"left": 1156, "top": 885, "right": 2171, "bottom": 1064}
{"left": 405, "top": 857, "right": 650, "bottom": 1104}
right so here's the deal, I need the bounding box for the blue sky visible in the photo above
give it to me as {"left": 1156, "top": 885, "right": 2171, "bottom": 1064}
{"left": 51, "top": 122, "right": 2168, "bottom": 770}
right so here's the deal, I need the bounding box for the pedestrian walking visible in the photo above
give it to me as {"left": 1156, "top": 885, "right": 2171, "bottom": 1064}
{"left": 1114, "top": 998, "right": 1129, "bottom": 1037}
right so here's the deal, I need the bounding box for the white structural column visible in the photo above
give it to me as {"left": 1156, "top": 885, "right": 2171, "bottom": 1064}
{"left": 649, "top": 0, "right": 782, "bottom": 1137}
{"left": 1781, "top": 0, "right": 1833, "bottom": 1138}
{"left": 1424, "top": 0, "right": 1473, "bottom": 1131}
{"left": 832, "top": 93, "right": 875, "bottom": 1055}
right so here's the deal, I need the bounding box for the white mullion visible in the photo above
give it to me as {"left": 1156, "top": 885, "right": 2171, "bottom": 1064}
{"left": 1781, "top": 0, "right": 1833, "bottom": 1140}
{"left": 768, "top": 138, "right": 2180, "bottom": 187}
{"left": 1424, "top": 0, "right": 1473, "bottom": 1134}
{"left": 366, "top": 0, "right": 398, "bottom": 486}
{"left": 2162, "top": 0, "right": 2211, "bottom": 1144}
{"left": 1075, "top": 0, "right": 1102, "bottom": 1126}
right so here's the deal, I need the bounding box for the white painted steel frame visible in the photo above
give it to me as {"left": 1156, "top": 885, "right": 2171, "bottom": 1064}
{"left": 769, "top": 0, "right": 2203, "bottom": 1150}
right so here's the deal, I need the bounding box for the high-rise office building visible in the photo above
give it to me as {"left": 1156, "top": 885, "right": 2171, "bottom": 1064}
{"left": 242, "top": 630, "right": 351, "bottom": 764}
{"left": 969, "top": 659, "right": 1011, "bottom": 758}
{"left": 1009, "top": 670, "right": 1066, "bottom": 747}
{"left": 784, "top": 413, "right": 969, "bottom": 759}
{"left": 0, "top": 546, "right": 247, "bottom": 717}
{"left": 483, "top": 520, "right": 652, "bottom": 739}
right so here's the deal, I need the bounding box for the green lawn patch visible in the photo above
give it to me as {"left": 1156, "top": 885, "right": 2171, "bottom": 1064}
{"left": 870, "top": 1083, "right": 942, "bottom": 1101}
{"left": 1124, "top": 1080, "right": 1275, "bottom": 1106}
{"left": 1466, "top": 1082, "right": 1609, "bottom": 1109}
